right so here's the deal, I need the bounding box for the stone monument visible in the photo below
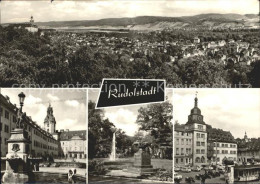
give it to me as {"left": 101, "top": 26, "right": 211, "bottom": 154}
{"left": 127, "top": 144, "right": 154, "bottom": 176}
{"left": 2, "top": 92, "right": 35, "bottom": 183}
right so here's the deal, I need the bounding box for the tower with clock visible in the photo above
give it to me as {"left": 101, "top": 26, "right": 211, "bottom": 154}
{"left": 185, "top": 93, "right": 208, "bottom": 166}
{"left": 44, "top": 103, "right": 56, "bottom": 134}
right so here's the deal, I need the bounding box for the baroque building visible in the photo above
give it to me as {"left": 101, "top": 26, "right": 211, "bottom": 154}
{"left": 0, "top": 94, "right": 58, "bottom": 158}
{"left": 174, "top": 94, "right": 237, "bottom": 166}
{"left": 0, "top": 93, "right": 86, "bottom": 160}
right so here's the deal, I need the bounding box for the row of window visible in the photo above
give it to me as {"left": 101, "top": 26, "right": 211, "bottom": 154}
{"left": 214, "top": 150, "right": 237, "bottom": 154}
{"left": 33, "top": 140, "right": 57, "bottom": 151}
{"left": 176, "top": 138, "right": 192, "bottom": 145}
{"left": 197, "top": 133, "right": 206, "bottom": 138}
{"left": 175, "top": 148, "right": 192, "bottom": 155}
{"left": 0, "top": 108, "right": 16, "bottom": 123}
{"left": 175, "top": 158, "right": 191, "bottom": 164}
{"left": 196, "top": 149, "right": 206, "bottom": 154}
{"left": 0, "top": 123, "right": 10, "bottom": 133}
{"left": 196, "top": 141, "right": 206, "bottom": 147}
{"left": 33, "top": 128, "right": 56, "bottom": 144}
{"left": 175, "top": 132, "right": 191, "bottom": 136}
{"left": 214, "top": 143, "right": 236, "bottom": 148}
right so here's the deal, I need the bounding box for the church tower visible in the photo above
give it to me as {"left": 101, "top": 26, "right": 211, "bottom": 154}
{"left": 30, "top": 16, "right": 34, "bottom": 24}
{"left": 244, "top": 132, "right": 248, "bottom": 143}
{"left": 44, "top": 103, "right": 56, "bottom": 134}
{"left": 185, "top": 93, "right": 207, "bottom": 166}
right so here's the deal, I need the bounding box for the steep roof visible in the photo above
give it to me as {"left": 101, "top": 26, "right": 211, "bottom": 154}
{"left": 207, "top": 127, "right": 236, "bottom": 143}
{"left": 60, "top": 130, "right": 86, "bottom": 141}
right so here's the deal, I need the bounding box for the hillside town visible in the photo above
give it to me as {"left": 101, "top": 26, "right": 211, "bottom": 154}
{"left": 1, "top": 15, "right": 260, "bottom": 87}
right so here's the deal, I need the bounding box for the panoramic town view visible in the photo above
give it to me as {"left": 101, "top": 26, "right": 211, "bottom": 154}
{"left": 173, "top": 89, "right": 260, "bottom": 183}
{"left": 0, "top": 0, "right": 259, "bottom": 87}
{"left": 88, "top": 89, "right": 173, "bottom": 183}
{"left": 0, "top": 89, "right": 87, "bottom": 183}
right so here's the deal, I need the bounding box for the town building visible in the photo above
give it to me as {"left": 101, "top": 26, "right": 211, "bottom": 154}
{"left": 59, "top": 130, "right": 87, "bottom": 159}
{"left": 237, "top": 133, "right": 260, "bottom": 164}
{"left": 207, "top": 127, "right": 237, "bottom": 164}
{"left": 174, "top": 95, "right": 238, "bottom": 166}
{"left": 1, "top": 92, "right": 86, "bottom": 160}
{"left": 25, "top": 16, "right": 39, "bottom": 33}
{"left": 174, "top": 124, "right": 192, "bottom": 166}
{"left": 0, "top": 94, "right": 58, "bottom": 158}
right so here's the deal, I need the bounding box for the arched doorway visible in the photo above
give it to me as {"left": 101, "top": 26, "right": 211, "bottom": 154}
{"left": 196, "top": 157, "right": 201, "bottom": 163}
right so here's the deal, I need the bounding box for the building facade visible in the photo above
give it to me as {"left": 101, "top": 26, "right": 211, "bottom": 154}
{"left": 207, "top": 127, "right": 237, "bottom": 164}
{"left": 59, "top": 130, "right": 87, "bottom": 159}
{"left": 174, "top": 95, "right": 238, "bottom": 166}
{"left": 174, "top": 124, "right": 193, "bottom": 166}
{"left": 237, "top": 133, "right": 260, "bottom": 163}
{"left": 0, "top": 94, "right": 58, "bottom": 158}
{"left": 0, "top": 95, "right": 18, "bottom": 157}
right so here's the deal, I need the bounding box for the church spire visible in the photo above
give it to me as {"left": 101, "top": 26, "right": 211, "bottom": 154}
{"left": 194, "top": 91, "right": 198, "bottom": 107}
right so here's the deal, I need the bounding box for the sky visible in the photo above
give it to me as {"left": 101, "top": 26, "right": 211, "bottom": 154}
{"left": 1, "top": 0, "right": 259, "bottom": 24}
{"left": 1, "top": 88, "right": 87, "bottom": 131}
{"left": 174, "top": 89, "right": 260, "bottom": 139}
{"left": 88, "top": 88, "right": 173, "bottom": 136}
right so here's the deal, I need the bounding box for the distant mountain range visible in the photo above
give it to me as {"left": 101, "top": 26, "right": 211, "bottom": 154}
{"left": 8, "top": 13, "right": 260, "bottom": 30}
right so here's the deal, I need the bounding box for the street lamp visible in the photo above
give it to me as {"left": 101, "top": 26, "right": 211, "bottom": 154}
{"left": 18, "top": 92, "right": 26, "bottom": 112}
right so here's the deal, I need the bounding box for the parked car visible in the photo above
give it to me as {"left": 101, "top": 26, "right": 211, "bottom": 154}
{"left": 192, "top": 166, "right": 202, "bottom": 172}
{"left": 174, "top": 172, "right": 183, "bottom": 180}
{"left": 43, "top": 163, "right": 51, "bottom": 167}
{"left": 181, "top": 167, "right": 191, "bottom": 172}
{"left": 174, "top": 166, "right": 181, "bottom": 171}
{"left": 51, "top": 163, "right": 60, "bottom": 167}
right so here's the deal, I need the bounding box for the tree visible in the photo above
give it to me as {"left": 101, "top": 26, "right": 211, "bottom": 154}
{"left": 136, "top": 101, "right": 173, "bottom": 158}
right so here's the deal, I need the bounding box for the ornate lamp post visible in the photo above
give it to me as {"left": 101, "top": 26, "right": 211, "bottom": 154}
{"left": 16, "top": 92, "right": 26, "bottom": 129}
{"left": 18, "top": 92, "right": 26, "bottom": 112}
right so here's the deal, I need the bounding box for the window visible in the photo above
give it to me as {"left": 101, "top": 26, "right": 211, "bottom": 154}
{"left": 197, "top": 133, "right": 200, "bottom": 138}
{"left": 181, "top": 148, "right": 184, "bottom": 155}
{"left": 196, "top": 141, "right": 200, "bottom": 146}
{"left": 201, "top": 134, "right": 205, "bottom": 138}
{"left": 0, "top": 107, "right": 3, "bottom": 116}
{"left": 222, "top": 144, "right": 224, "bottom": 147}
{"left": 201, "top": 149, "right": 205, "bottom": 154}
{"left": 176, "top": 148, "right": 179, "bottom": 155}
{"left": 0, "top": 123, "right": 2, "bottom": 131}
{"left": 181, "top": 158, "right": 183, "bottom": 162}
{"left": 198, "top": 125, "right": 203, "bottom": 130}
{"left": 222, "top": 150, "right": 225, "bottom": 154}
{"left": 13, "top": 116, "right": 16, "bottom": 123}
{"left": 181, "top": 139, "right": 184, "bottom": 145}
{"left": 196, "top": 149, "right": 200, "bottom": 154}
{"left": 186, "top": 139, "right": 188, "bottom": 145}
{"left": 176, "top": 158, "right": 178, "bottom": 164}
{"left": 4, "top": 125, "right": 9, "bottom": 133}
{"left": 5, "top": 138, "right": 7, "bottom": 145}
{"left": 201, "top": 142, "right": 205, "bottom": 146}
{"left": 5, "top": 111, "right": 9, "bottom": 119}
{"left": 176, "top": 138, "right": 179, "bottom": 145}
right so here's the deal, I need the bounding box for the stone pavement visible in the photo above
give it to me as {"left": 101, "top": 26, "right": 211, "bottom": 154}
{"left": 39, "top": 166, "right": 87, "bottom": 177}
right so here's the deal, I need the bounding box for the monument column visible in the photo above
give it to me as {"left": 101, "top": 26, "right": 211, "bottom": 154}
{"left": 2, "top": 92, "right": 34, "bottom": 184}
